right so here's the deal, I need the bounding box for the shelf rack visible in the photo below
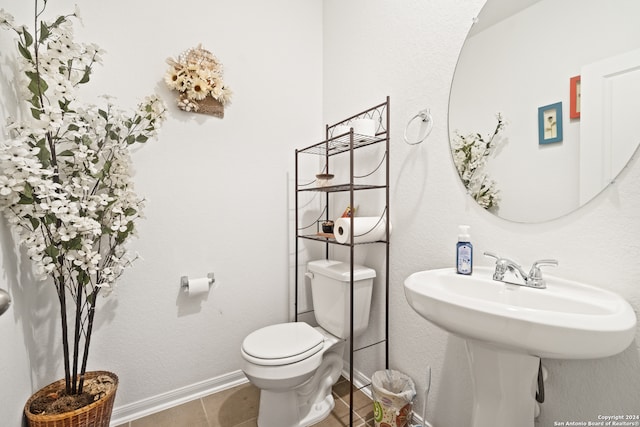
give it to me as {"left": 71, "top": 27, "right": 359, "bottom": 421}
{"left": 294, "top": 97, "right": 390, "bottom": 426}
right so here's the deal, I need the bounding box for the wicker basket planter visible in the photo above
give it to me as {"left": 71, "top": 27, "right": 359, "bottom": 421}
{"left": 24, "top": 371, "right": 118, "bottom": 427}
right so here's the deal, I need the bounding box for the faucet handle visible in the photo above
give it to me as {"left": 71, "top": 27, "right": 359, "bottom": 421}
{"left": 484, "top": 251, "right": 500, "bottom": 261}
{"left": 529, "top": 259, "right": 558, "bottom": 278}
{"left": 484, "top": 251, "right": 508, "bottom": 280}
{"left": 527, "top": 259, "right": 558, "bottom": 288}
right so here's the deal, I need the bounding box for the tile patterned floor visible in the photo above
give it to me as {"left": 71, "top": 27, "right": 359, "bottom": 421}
{"left": 115, "top": 377, "right": 375, "bottom": 427}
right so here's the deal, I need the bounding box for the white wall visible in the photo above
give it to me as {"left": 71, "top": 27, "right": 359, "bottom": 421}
{"left": 0, "top": 0, "right": 322, "bottom": 425}
{"left": 0, "top": 221, "right": 31, "bottom": 427}
{"left": 323, "top": 0, "right": 640, "bottom": 426}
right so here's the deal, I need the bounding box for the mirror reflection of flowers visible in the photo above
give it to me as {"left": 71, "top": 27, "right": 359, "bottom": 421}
{"left": 165, "top": 44, "right": 232, "bottom": 113}
{"left": 452, "top": 113, "right": 506, "bottom": 210}
{"left": 0, "top": 2, "right": 165, "bottom": 397}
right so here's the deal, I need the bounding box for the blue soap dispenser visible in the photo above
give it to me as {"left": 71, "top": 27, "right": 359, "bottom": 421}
{"left": 456, "top": 225, "right": 473, "bottom": 275}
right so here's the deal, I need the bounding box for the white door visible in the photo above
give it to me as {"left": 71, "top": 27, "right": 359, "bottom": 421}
{"left": 579, "top": 48, "right": 640, "bottom": 204}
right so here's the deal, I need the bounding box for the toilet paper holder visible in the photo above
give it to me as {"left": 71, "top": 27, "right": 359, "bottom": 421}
{"left": 180, "top": 273, "right": 216, "bottom": 290}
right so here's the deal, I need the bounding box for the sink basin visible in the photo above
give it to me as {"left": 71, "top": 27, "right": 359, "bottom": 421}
{"left": 404, "top": 267, "right": 637, "bottom": 427}
{"left": 404, "top": 267, "right": 636, "bottom": 359}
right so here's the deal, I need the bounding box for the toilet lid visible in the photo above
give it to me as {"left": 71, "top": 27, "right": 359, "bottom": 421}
{"left": 242, "top": 322, "right": 324, "bottom": 365}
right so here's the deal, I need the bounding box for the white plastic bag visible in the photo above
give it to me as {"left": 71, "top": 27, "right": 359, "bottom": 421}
{"left": 372, "top": 370, "right": 416, "bottom": 427}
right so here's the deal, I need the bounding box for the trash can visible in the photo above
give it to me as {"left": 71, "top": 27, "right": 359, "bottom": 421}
{"left": 372, "top": 369, "right": 416, "bottom": 427}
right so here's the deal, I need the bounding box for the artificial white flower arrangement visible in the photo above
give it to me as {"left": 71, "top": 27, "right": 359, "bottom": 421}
{"left": 0, "top": 2, "right": 165, "bottom": 400}
{"left": 165, "top": 44, "right": 232, "bottom": 117}
{"left": 451, "top": 113, "right": 505, "bottom": 210}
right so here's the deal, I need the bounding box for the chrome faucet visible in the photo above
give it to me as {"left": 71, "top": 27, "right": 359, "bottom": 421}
{"left": 484, "top": 252, "right": 558, "bottom": 289}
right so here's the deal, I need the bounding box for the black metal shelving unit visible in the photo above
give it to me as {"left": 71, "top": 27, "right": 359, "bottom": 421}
{"left": 294, "top": 97, "right": 390, "bottom": 426}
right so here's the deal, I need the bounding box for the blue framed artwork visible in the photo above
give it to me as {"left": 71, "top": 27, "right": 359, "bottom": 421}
{"left": 538, "top": 102, "right": 563, "bottom": 144}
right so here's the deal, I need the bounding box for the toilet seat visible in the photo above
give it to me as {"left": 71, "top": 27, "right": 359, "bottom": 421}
{"left": 242, "top": 322, "right": 325, "bottom": 366}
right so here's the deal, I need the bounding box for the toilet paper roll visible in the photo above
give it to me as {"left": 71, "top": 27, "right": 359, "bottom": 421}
{"left": 187, "top": 277, "right": 210, "bottom": 296}
{"left": 353, "top": 118, "right": 376, "bottom": 137}
{"left": 334, "top": 217, "right": 391, "bottom": 244}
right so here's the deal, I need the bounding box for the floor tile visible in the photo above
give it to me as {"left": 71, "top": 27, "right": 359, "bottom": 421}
{"left": 202, "top": 383, "right": 260, "bottom": 427}
{"left": 128, "top": 376, "right": 372, "bottom": 427}
{"left": 314, "top": 410, "right": 353, "bottom": 427}
{"left": 356, "top": 418, "right": 376, "bottom": 427}
{"left": 130, "top": 399, "right": 208, "bottom": 427}
{"left": 231, "top": 419, "right": 258, "bottom": 427}
{"left": 332, "top": 380, "right": 374, "bottom": 416}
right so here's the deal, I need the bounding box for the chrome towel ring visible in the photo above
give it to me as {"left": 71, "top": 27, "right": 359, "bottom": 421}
{"left": 404, "top": 108, "right": 433, "bottom": 145}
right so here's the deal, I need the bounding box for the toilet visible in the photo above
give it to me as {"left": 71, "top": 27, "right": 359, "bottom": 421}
{"left": 241, "top": 259, "right": 376, "bottom": 427}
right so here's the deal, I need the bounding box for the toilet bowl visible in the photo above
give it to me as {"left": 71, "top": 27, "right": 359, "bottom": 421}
{"left": 240, "top": 260, "right": 376, "bottom": 427}
{"left": 242, "top": 322, "right": 345, "bottom": 426}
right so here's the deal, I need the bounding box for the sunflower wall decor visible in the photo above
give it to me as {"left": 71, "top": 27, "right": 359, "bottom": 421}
{"left": 165, "top": 44, "right": 232, "bottom": 117}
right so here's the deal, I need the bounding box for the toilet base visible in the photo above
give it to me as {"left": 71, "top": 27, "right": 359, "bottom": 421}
{"left": 257, "top": 389, "right": 298, "bottom": 427}
{"left": 299, "top": 394, "right": 335, "bottom": 427}
{"left": 243, "top": 326, "right": 346, "bottom": 427}
{"left": 257, "top": 389, "right": 334, "bottom": 427}
{"left": 254, "top": 339, "right": 345, "bottom": 427}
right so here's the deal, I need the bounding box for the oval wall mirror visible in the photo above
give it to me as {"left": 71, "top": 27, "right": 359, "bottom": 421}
{"left": 448, "top": 0, "right": 640, "bottom": 223}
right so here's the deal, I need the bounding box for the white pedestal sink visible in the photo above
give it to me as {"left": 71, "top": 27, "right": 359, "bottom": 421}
{"left": 404, "top": 267, "right": 636, "bottom": 427}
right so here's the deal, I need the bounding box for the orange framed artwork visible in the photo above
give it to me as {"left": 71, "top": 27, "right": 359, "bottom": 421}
{"left": 570, "top": 75, "right": 581, "bottom": 119}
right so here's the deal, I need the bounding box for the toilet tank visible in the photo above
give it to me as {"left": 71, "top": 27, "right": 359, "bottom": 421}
{"left": 307, "top": 260, "right": 376, "bottom": 339}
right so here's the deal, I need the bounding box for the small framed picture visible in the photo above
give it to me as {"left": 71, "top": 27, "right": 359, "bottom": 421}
{"left": 538, "top": 102, "right": 563, "bottom": 144}
{"left": 570, "top": 75, "right": 581, "bottom": 119}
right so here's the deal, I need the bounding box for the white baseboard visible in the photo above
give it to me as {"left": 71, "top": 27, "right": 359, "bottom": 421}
{"left": 110, "top": 366, "right": 429, "bottom": 427}
{"left": 341, "top": 363, "right": 374, "bottom": 400}
{"left": 109, "top": 370, "right": 248, "bottom": 426}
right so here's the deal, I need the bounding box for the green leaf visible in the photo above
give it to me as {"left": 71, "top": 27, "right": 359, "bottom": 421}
{"left": 18, "top": 42, "right": 32, "bottom": 60}
{"left": 54, "top": 16, "right": 66, "bottom": 27}
{"left": 135, "top": 135, "right": 148, "bottom": 143}
{"left": 36, "top": 139, "right": 51, "bottom": 168}
{"left": 58, "top": 98, "right": 71, "bottom": 111}
{"left": 19, "top": 184, "right": 34, "bottom": 204}
{"left": 76, "top": 270, "right": 90, "bottom": 285}
{"left": 78, "top": 66, "right": 91, "bottom": 84}
{"left": 44, "top": 245, "right": 60, "bottom": 259}
{"left": 98, "top": 109, "right": 108, "bottom": 120}
{"left": 18, "top": 194, "right": 34, "bottom": 204}
{"left": 29, "top": 217, "right": 40, "bottom": 230}
{"left": 25, "top": 181, "right": 33, "bottom": 196}
{"left": 126, "top": 135, "right": 135, "bottom": 144}
{"left": 30, "top": 108, "right": 42, "bottom": 120}
{"left": 27, "top": 72, "right": 48, "bottom": 98}
{"left": 23, "top": 29, "right": 33, "bottom": 47}
{"left": 123, "top": 207, "right": 137, "bottom": 216}
{"left": 39, "top": 21, "right": 50, "bottom": 43}
{"left": 116, "top": 224, "right": 133, "bottom": 244}
{"left": 64, "top": 236, "right": 82, "bottom": 251}
{"left": 58, "top": 150, "right": 75, "bottom": 156}
{"left": 28, "top": 92, "right": 42, "bottom": 109}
